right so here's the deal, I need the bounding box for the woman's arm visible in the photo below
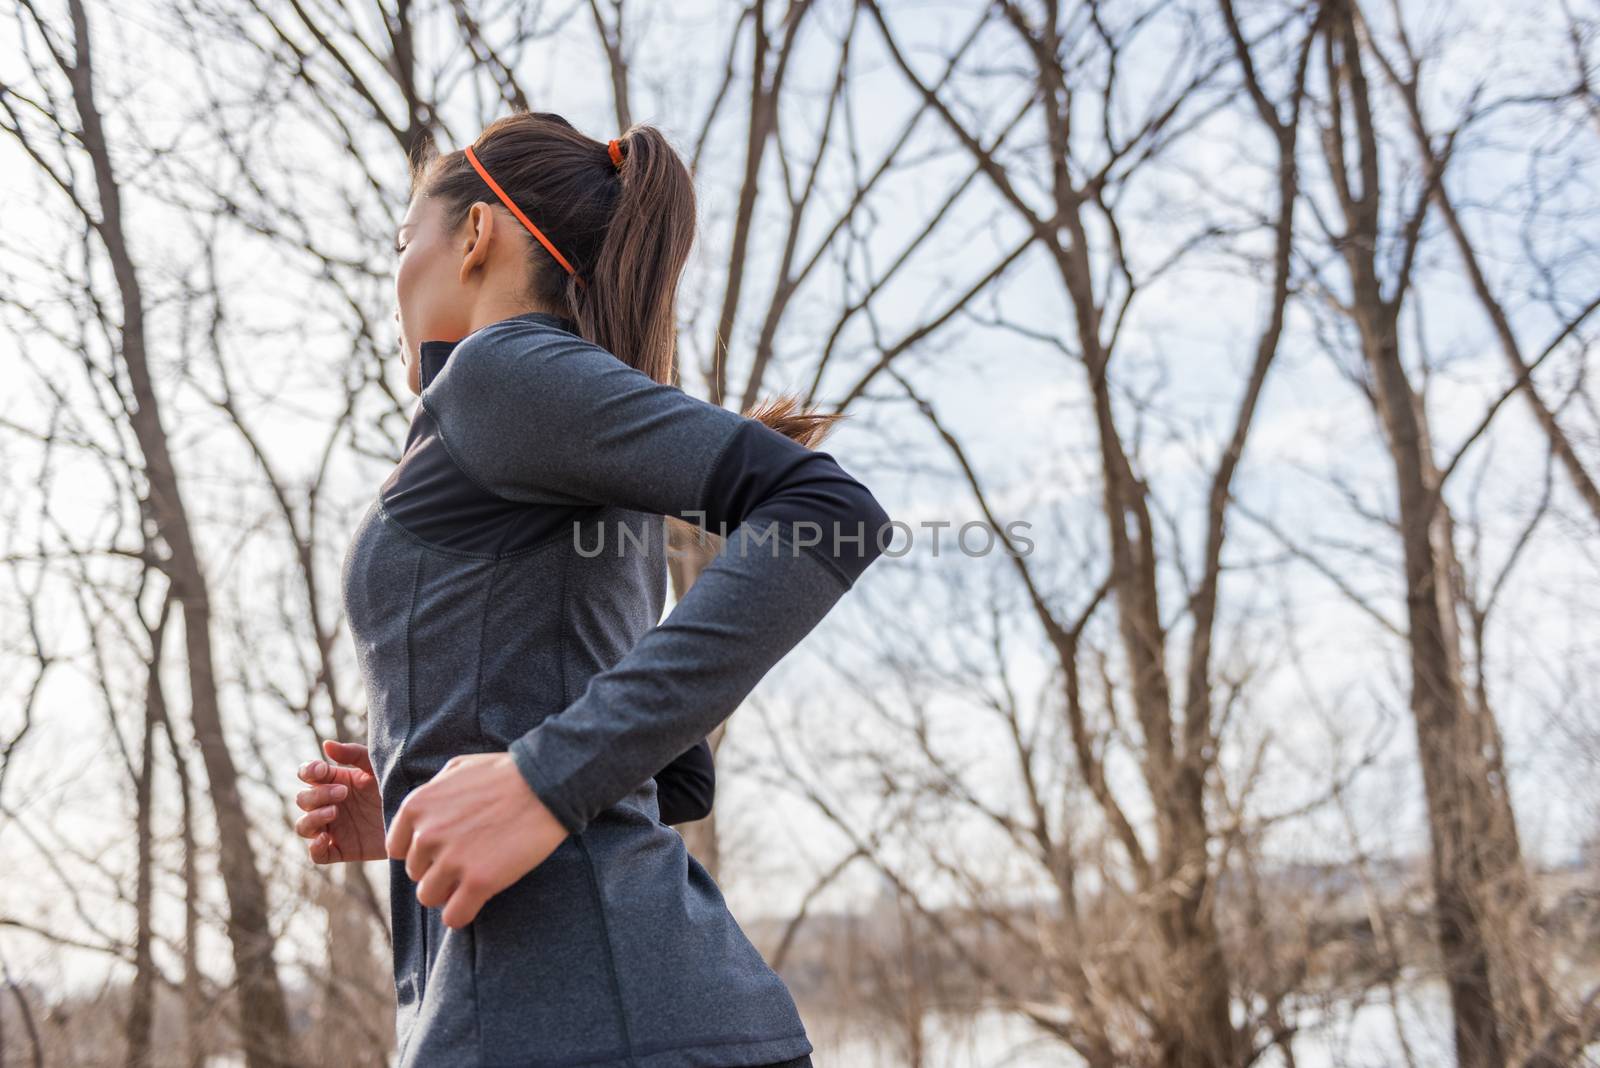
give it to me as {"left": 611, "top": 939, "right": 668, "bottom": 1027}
{"left": 653, "top": 737, "right": 715, "bottom": 825}
{"left": 420, "top": 317, "right": 891, "bottom": 836}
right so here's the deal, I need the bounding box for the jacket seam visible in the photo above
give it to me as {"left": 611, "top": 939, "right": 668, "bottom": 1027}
{"left": 400, "top": 549, "right": 425, "bottom": 1032}
{"left": 400, "top": 548, "right": 424, "bottom": 794}
{"left": 576, "top": 833, "right": 638, "bottom": 1067}
{"left": 472, "top": 557, "right": 501, "bottom": 753}
{"left": 729, "top": 517, "right": 855, "bottom": 591}
{"left": 693, "top": 417, "right": 750, "bottom": 524}
{"left": 377, "top": 497, "right": 577, "bottom": 562}
{"left": 628, "top": 1028, "right": 810, "bottom": 1058}
{"left": 797, "top": 541, "right": 855, "bottom": 590}
{"left": 694, "top": 421, "right": 858, "bottom": 591}
{"left": 482, "top": 1028, "right": 811, "bottom": 1068}
{"left": 471, "top": 918, "right": 483, "bottom": 1065}
{"left": 417, "top": 393, "right": 511, "bottom": 503}
{"left": 557, "top": 549, "right": 571, "bottom": 710}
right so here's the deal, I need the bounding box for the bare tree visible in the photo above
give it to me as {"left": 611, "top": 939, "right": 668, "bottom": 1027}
{"left": 1302, "top": 3, "right": 1579, "bottom": 1064}
{"left": 0, "top": 3, "right": 299, "bottom": 1065}
{"left": 725, "top": 3, "right": 1349, "bottom": 1063}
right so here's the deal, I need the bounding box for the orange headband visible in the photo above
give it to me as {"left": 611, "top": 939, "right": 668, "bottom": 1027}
{"left": 464, "top": 143, "right": 591, "bottom": 289}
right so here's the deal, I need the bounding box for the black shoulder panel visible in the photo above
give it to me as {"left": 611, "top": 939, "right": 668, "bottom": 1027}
{"left": 380, "top": 403, "right": 591, "bottom": 556}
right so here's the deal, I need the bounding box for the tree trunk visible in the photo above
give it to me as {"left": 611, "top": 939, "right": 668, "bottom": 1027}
{"left": 1322, "top": 7, "right": 1541, "bottom": 1063}
{"left": 1367, "top": 313, "right": 1507, "bottom": 1068}
{"left": 125, "top": 600, "right": 167, "bottom": 1068}
{"left": 62, "top": 3, "right": 300, "bottom": 1062}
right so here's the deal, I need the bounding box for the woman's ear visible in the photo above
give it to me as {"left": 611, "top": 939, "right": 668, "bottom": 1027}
{"left": 458, "top": 202, "right": 495, "bottom": 284}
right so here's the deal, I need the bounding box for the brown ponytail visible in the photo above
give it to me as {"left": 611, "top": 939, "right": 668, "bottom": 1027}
{"left": 410, "top": 112, "right": 841, "bottom": 449}
{"left": 575, "top": 124, "right": 686, "bottom": 388}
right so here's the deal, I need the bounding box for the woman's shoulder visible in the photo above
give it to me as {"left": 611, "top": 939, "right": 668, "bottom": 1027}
{"left": 426, "top": 314, "right": 657, "bottom": 415}
{"left": 416, "top": 311, "right": 750, "bottom": 514}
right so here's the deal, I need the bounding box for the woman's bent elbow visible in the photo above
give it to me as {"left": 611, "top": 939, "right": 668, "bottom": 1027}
{"left": 848, "top": 485, "right": 892, "bottom": 577}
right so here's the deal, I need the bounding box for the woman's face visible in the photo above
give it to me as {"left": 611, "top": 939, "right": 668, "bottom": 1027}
{"left": 393, "top": 193, "right": 516, "bottom": 395}
{"left": 394, "top": 196, "right": 470, "bottom": 395}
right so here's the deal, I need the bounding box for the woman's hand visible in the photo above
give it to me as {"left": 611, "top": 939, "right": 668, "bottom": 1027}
{"left": 385, "top": 752, "right": 570, "bottom": 930}
{"left": 295, "top": 739, "right": 387, "bottom": 864}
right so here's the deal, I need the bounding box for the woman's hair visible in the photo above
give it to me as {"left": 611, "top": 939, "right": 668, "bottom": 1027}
{"left": 408, "top": 111, "right": 839, "bottom": 449}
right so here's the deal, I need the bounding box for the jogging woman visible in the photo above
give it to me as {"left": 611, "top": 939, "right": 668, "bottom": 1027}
{"left": 292, "top": 111, "right": 890, "bottom": 1067}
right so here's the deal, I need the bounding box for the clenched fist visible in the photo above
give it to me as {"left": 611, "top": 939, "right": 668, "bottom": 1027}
{"left": 385, "top": 751, "right": 570, "bottom": 929}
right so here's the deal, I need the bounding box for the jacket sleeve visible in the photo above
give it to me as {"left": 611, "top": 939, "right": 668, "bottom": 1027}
{"left": 653, "top": 737, "right": 716, "bottom": 825}
{"left": 420, "top": 319, "right": 891, "bottom": 835}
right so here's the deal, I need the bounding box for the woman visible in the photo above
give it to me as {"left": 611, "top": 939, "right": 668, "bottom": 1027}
{"left": 293, "top": 111, "right": 890, "bottom": 1068}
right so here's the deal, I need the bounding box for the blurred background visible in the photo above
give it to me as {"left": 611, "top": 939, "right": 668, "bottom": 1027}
{"left": 1, "top": 1, "right": 1597, "bottom": 1065}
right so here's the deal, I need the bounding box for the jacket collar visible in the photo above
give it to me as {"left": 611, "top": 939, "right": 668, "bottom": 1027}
{"left": 417, "top": 311, "right": 578, "bottom": 391}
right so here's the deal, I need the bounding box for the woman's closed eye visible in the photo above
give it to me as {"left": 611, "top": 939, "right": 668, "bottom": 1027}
{"left": 393, "top": 241, "right": 407, "bottom": 254}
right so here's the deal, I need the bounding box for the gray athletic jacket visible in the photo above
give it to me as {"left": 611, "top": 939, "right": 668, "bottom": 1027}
{"left": 339, "top": 310, "right": 890, "bottom": 1067}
